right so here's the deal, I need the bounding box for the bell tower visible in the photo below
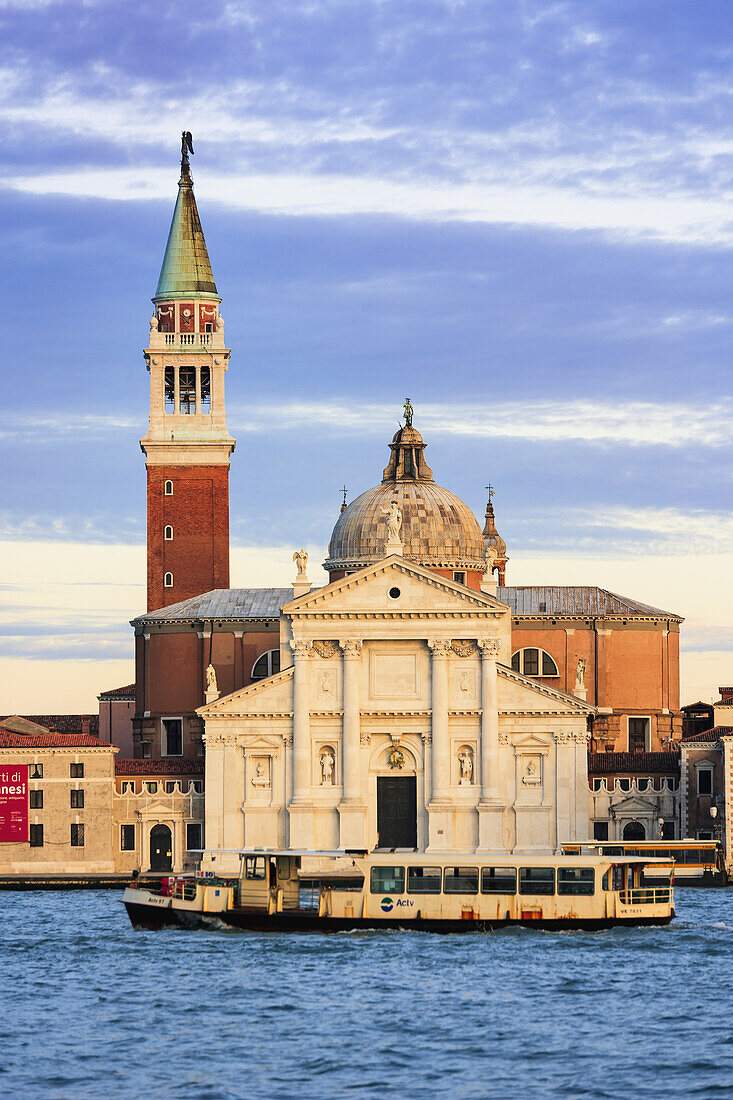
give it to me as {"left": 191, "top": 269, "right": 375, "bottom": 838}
{"left": 141, "top": 133, "right": 235, "bottom": 612}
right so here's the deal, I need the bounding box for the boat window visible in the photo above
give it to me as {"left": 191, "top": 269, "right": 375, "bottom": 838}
{"left": 519, "top": 867, "right": 555, "bottom": 895}
{"left": 481, "top": 867, "right": 517, "bottom": 894}
{"left": 557, "top": 867, "right": 595, "bottom": 895}
{"left": 444, "top": 866, "right": 479, "bottom": 894}
{"left": 602, "top": 870, "right": 610, "bottom": 891}
{"left": 407, "top": 866, "right": 442, "bottom": 894}
{"left": 245, "top": 856, "right": 267, "bottom": 880}
{"left": 276, "top": 857, "right": 292, "bottom": 880}
{"left": 370, "top": 866, "right": 404, "bottom": 894}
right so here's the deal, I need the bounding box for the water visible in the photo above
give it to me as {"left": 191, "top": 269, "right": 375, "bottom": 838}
{"left": 2, "top": 889, "right": 732, "bottom": 1099}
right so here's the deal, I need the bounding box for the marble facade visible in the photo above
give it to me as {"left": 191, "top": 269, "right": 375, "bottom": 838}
{"left": 199, "top": 557, "right": 592, "bottom": 873}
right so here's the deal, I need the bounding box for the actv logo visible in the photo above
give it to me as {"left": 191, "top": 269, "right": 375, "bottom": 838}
{"left": 380, "top": 897, "right": 394, "bottom": 912}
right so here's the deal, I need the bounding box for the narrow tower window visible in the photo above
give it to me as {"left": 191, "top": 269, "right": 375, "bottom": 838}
{"left": 200, "top": 366, "right": 211, "bottom": 413}
{"left": 164, "top": 572, "right": 173, "bottom": 588}
{"left": 164, "top": 526, "right": 173, "bottom": 541}
{"left": 164, "top": 366, "right": 175, "bottom": 413}
{"left": 179, "top": 367, "right": 196, "bottom": 414}
{"left": 164, "top": 480, "right": 173, "bottom": 496}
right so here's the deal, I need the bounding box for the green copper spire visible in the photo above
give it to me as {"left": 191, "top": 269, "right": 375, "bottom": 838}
{"left": 153, "top": 133, "right": 219, "bottom": 302}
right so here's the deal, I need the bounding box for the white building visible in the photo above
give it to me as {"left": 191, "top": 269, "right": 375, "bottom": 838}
{"left": 199, "top": 422, "right": 593, "bottom": 873}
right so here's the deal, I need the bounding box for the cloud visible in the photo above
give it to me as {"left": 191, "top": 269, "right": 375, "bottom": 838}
{"left": 5, "top": 398, "right": 733, "bottom": 451}
{"left": 7, "top": 165, "right": 733, "bottom": 244}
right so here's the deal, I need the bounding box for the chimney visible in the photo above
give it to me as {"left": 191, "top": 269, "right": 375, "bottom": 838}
{"left": 81, "top": 716, "right": 91, "bottom": 735}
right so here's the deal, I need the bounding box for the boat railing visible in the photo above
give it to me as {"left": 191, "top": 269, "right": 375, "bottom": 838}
{"left": 619, "top": 887, "right": 671, "bottom": 906}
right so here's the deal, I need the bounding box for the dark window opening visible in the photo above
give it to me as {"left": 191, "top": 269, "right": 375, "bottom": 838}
{"left": 70, "top": 790, "right": 84, "bottom": 809}
{"left": 200, "top": 366, "right": 210, "bottom": 412}
{"left": 593, "top": 821, "right": 609, "bottom": 841}
{"left": 30, "top": 764, "right": 43, "bottom": 779}
{"left": 71, "top": 824, "right": 85, "bottom": 847}
{"left": 523, "top": 648, "right": 539, "bottom": 675}
{"left": 629, "top": 717, "right": 649, "bottom": 753}
{"left": 187, "top": 823, "right": 203, "bottom": 851}
{"left": 29, "top": 790, "right": 43, "bottom": 809}
{"left": 70, "top": 763, "right": 84, "bottom": 778}
{"left": 164, "top": 366, "right": 175, "bottom": 412}
{"left": 164, "top": 480, "right": 173, "bottom": 496}
{"left": 120, "top": 825, "right": 135, "bottom": 851}
{"left": 698, "top": 769, "right": 713, "bottom": 795}
{"left": 179, "top": 367, "right": 196, "bottom": 414}
{"left": 162, "top": 718, "right": 183, "bottom": 757}
{"left": 29, "top": 825, "right": 44, "bottom": 847}
{"left": 252, "top": 650, "right": 280, "bottom": 681}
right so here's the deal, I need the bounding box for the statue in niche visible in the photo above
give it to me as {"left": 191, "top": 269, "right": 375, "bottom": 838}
{"left": 522, "top": 759, "right": 542, "bottom": 786}
{"left": 458, "top": 748, "right": 473, "bottom": 785}
{"left": 320, "top": 748, "right": 335, "bottom": 785}
{"left": 575, "top": 658, "right": 586, "bottom": 689}
{"left": 205, "top": 664, "right": 218, "bottom": 693}
{"left": 293, "top": 548, "right": 309, "bottom": 579}
{"left": 251, "top": 760, "right": 270, "bottom": 788}
{"left": 383, "top": 498, "right": 402, "bottom": 543}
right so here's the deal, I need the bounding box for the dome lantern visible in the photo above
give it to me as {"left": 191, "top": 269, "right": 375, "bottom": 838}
{"left": 325, "top": 409, "right": 486, "bottom": 587}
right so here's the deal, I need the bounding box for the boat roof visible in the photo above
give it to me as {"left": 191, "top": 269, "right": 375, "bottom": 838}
{"left": 203, "top": 848, "right": 672, "bottom": 866}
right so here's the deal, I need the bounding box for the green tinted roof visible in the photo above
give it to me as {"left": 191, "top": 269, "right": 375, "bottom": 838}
{"left": 154, "top": 165, "right": 219, "bottom": 301}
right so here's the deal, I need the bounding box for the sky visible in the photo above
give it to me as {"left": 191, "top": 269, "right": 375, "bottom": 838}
{"left": 2, "top": 0, "right": 733, "bottom": 711}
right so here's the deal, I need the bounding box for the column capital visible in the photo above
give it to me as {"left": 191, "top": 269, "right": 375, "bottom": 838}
{"left": 290, "top": 639, "right": 312, "bottom": 658}
{"left": 478, "top": 638, "right": 501, "bottom": 657}
{"left": 339, "top": 639, "right": 363, "bottom": 658}
{"left": 427, "top": 638, "right": 452, "bottom": 657}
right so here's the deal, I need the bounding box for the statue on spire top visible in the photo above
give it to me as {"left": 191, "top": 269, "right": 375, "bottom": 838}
{"left": 403, "top": 397, "right": 413, "bottom": 427}
{"left": 181, "top": 131, "right": 194, "bottom": 168}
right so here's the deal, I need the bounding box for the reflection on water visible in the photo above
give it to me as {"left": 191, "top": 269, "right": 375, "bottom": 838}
{"left": 2, "top": 888, "right": 732, "bottom": 1098}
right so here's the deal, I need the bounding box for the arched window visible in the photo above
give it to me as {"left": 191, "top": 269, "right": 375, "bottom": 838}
{"left": 164, "top": 572, "right": 173, "bottom": 588}
{"left": 164, "top": 525, "right": 173, "bottom": 541}
{"left": 164, "top": 480, "right": 173, "bottom": 496}
{"left": 251, "top": 649, "right": 280, "bottom": 681}
{"left": 622, "top": 821, "right": 646, "bottom": 841}
{"left": 511, "top": 648, "right": 558, "bottom": 677}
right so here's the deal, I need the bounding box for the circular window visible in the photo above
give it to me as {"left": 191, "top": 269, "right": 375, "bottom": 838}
{"left": 388, "top": 587, "right": 401, "bottom": 599}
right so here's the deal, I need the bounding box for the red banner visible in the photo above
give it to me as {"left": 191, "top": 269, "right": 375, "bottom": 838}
{"left": 0, "top": 765, "right": 29, "bottom": 842}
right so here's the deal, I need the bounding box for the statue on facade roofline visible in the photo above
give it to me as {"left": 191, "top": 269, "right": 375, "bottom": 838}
{"left": 575, "top": 658, "right": 586, "bottom": 690}
{"left": 293, "top": 548, "right": 309, "bottom": 580}
{"left": 205, "top": 663, "right": 218, "bottom": 693}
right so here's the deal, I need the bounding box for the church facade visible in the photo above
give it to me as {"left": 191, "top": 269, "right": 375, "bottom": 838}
{"left": 199, "top": 556, "right": 592, "bottom": 871}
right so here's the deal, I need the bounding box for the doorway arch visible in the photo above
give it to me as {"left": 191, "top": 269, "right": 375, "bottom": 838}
{"left": 150, "top": 824, "right": 173, "bottom": 871}
{"left": 622, "top": 820, "right": 646, "bottom": 841}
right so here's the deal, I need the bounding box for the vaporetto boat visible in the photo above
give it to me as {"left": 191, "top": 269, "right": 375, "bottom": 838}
{"left": 123, "top": 849, "right": 675, "bottom": 932}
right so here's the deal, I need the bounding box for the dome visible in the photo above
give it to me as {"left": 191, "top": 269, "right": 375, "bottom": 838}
{"left": 325, "top": 419, "right": 485, "bottom": 575}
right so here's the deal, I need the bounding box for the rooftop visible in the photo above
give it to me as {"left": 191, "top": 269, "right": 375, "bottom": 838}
{"left": 0, "top": 714, "right": 99, "bottom": 735}
{"left": 135, "top": 583, "right": 681, "bottom": 625}
{"left": 588, "top": 751, "right": 681, "bottom": 775}
{"left": 0, "top": 729, "right": 112, "bottom": 749}
{"left": 98, "top": 684, "right": 136, "bottom": 699}
{"left": 681, "top": 726, "right": 733, "bottom": 743}
{"left": 498, "top": 586, "right": 681, "bottom": 620}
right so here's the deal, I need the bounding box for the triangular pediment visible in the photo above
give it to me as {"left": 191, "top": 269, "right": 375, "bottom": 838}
{"left": 282, "top": 556, "right": 509, "bottom": 618}
{"left": 512, "top": 732, "right": 553, "bottom": 750}
{"left": 198, "top": 666, "right": 294, "bottom": 718}
{"left": 612, "top": 795, "right": 657, "bottom": 813}
{"left": 498, "top": 665, "right": 595, "bottom": 714}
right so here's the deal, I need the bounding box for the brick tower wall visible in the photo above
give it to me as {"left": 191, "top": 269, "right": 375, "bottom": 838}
{"left": 147, "top": 464, "right": 230, "bottom": 612}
